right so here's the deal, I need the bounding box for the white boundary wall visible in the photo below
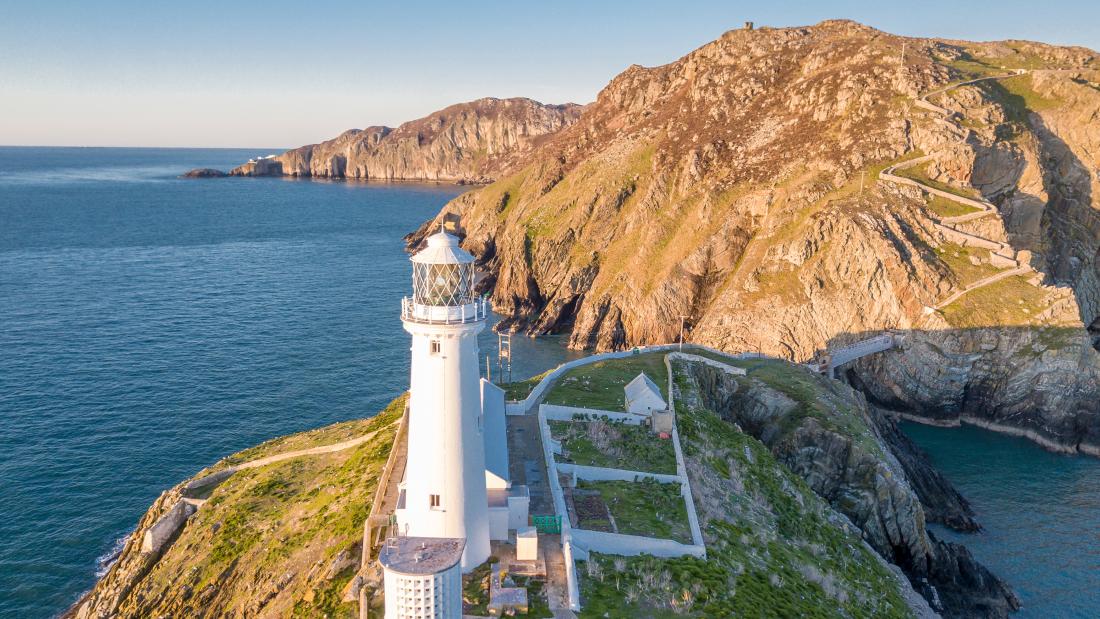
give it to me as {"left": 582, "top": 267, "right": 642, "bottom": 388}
{"left": 570, "top": 529, "right": 705, "bottom": 558}
{"left": 506, "top": 343, "right": 781, "bottom": 414}
{"left": 557, "top": 462, "right": 682, "bottom": 484}
{"left": 540, "top": 404, "right": 645, "bottom": 425}
{"left": 664, "top": 355, "right": 707, "bottom": 549}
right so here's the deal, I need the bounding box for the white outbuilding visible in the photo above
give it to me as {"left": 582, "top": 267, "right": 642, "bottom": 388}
{"left": 624, "top": 372, "right": 666, "bottom": 415}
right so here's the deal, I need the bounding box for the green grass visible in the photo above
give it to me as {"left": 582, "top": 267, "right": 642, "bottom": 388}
{"left": 713, "top": 358, "right": 885, "bottom": 458}
{"left": 462, "top": 563, "right": 492, "bottom": 615}
{"left": 945, "top": 47, "right": 1052, "bottom": 80}
{"left": 939, "top": 274, "right": 1051, "bottom": 327}
{"left": 575, "top": 479, "right": 692, "bottom": 543}
{"left": 996, "top": 74, "right": 1064, "bottom": 113}
{"left": 125, "top": 395, "right": 407, "bottom": 617}
{"left": 202, "top": 395, "right": 405, "bottom": 474}
{"left": 550, "top": 419, "right": 677, "bottom": 474}
{"left": 500, "top": 370, "right": 551, "bottom": 401}
{"left": 578, "top": 364, "right": 912, "bottom": 618}
{"left": 894, "top": 161, "right": 981, "bottom": 199}
{"left": 926, "top": 193, "right": 983, "bottom": 219}
{"left": 545, "top": 352, "right": 668, "bottom": 410}
{"left": 935, "top": 242, "right": 1004, "bottom": 287}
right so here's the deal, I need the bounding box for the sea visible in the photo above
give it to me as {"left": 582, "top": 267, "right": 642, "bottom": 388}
{"left": 0, "top": 147, "right": 1096, "bottom": 618}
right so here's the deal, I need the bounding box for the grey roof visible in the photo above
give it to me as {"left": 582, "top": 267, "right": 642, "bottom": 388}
{"left": 378, "top": 536, "right": 465, "bottom": 575}
{"left": 624, "top": 373, "right": 664, "bottom": 404}
{"left": 411, "top": 231, "right": 475, "bottom": 264}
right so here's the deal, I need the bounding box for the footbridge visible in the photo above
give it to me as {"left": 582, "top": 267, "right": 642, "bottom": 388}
{"left": 811, "top": 332, "right": 902, "bottom": 378}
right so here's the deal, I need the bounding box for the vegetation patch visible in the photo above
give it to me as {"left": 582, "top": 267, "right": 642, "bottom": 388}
{"left": 572, "top": 478, "right": 692, "bottom": 543}
{"left": 926, "top": 193, "right": 983, "bottom": 219}
{"left": 946, "top": 47, "right": 1053, "bottom": 79}
{"left": 500, "top": 369, "right": 552, "bottom": 401}
{"left": 119, "top": 395, "right": 408, "bottom": 618}
{"left": 894, "top": 161, "right": 981, "bottom": 199}
{"left": 935, "top": 242, "right": 1003, "bottom": 286}
{"left": 550, "top": 418, "right": 677, "bottom": 474}
{"left": 939, "top": 274, "right": 1051, "bottom": 327}
{"left": 708, "top": 358, "right": 884, "bottom": 458}
{"left": 545, "top": 352, "right": 668, "bottom": 409}
{"left": 576, "top": 364, "right": 912, "bottom": 618}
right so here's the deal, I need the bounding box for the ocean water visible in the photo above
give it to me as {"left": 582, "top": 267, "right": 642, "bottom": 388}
{"left": 4, "top": 148, "right": 1099, "bottom": 619}
{"left": 0, "top": 147, "right": 579, "bottom": 618}
{"left": 902, "top": 422, "right": 1100, "bottom": 617}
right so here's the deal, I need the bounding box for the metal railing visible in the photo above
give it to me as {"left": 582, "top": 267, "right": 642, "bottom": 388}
{"left": 400, "top": 296, "right": 489, "bottom": 325}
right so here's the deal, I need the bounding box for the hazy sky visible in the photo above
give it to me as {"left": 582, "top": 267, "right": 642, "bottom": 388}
{"left": 2, "top": 0, "right": 1098, "bottom": 148}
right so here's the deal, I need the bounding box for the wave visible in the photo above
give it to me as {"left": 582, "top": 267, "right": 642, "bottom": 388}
{"left": 94, "top": 532, "right": 131, "bottom": 577}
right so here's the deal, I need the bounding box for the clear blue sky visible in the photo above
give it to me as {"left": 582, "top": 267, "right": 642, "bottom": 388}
{"left": 2, "top": 0, "right": 1097, "bottom": 148}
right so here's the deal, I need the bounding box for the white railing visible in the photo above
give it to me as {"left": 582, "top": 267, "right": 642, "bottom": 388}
{"left": 400, "top": 296, "right": 488, "bottom": 325}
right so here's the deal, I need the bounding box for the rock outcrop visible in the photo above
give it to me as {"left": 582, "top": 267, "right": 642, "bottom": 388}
{"left": 675, "top": 356, "right": 1017, "bottom": 617}
{"left": 181, "top": 168, "right": 227, "bottom": 178}
{"left": 229, "top": 98, "right": 583, "bottom": 183}
{"left": 409, "top": 20, "right": 1100, "bottom": 454}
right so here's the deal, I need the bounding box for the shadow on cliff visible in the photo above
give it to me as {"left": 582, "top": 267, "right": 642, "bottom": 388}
{"left": 822, "top": 325, "right": 1100, "bottom": 457}
{"left": 979, "top": 80, "right": 1099, "bottom": 341}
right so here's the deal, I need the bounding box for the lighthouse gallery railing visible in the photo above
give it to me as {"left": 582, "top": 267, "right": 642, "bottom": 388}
{"left": 401, "top": 296, "right": 489, "bottom": 325}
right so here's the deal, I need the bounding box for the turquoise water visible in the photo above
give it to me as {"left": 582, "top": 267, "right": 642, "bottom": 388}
{"left": 0, "top": 147, "right": 579, "bottom": 618}
{"left": 902, "top": 422, "right": 1100, "bottom": 617}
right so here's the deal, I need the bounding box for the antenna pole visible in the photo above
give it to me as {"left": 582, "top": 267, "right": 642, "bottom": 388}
{"left": 678, "top": 315, "right": 689, "bottom": 352}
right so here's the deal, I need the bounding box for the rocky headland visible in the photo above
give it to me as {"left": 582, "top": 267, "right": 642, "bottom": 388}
{"left": 407, "top": 20, "right": 1100, "bottom": 455}
{"left": 226, "top": 98, "right": 583, "bottom": 183}
{"left": 68, "top": 351, "right": 1014, "bottom": 618}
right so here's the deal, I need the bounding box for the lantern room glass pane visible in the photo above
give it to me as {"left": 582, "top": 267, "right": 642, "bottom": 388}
{"left": 413, "top": 262, "right": 473, "bottom": 306}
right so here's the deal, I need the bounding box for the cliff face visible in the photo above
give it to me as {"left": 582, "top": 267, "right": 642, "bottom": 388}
{"left": 673, "top": 356, "right": 1016, "bottom": 618}
{"left": 230, "top": 98, "right": 582, "bottom": 183}
{"left": 410, "top": 20, "right": 1100, "bottom": 452}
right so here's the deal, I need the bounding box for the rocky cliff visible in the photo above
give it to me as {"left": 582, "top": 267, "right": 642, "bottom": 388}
{"left": 229, "top": 98, "right": 582, "bottom": 183}
{"left": 410, "top": 20, "right": 1100, "bottom": 453}
{"left": 672, "top": 356, "right": 1015, "bottom": 617}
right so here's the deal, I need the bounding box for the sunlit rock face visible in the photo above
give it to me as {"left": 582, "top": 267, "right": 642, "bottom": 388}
{"left": 229, "top": 98, "right": 583, "bottom": 183}
{"left": 407, "top": 20, "right": 1100, "bottom": 451}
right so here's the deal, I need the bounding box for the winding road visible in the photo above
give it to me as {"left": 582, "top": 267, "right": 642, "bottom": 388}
{"left": 880, "top": 71, "right": 1037, "bottom": 311}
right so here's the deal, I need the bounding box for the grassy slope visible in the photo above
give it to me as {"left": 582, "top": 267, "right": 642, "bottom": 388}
{"left": 939, "top": 274, "right": 1052, "bottom": 327}
{"left": 544, "top": 352, "right": 669, "bottom": 409}
{"left": 575, "top": 478, "right": 692, "bottom": 543}
{"left": 118, "top": 396, "right": 406, "bottom": 618}
{"left": 549, "top": 419, "right": 677, "bottom": 474}
{"left": 576, "top": 356, "right": 911, "bottom": 618}
{"left": 935, "top": 242, "right": 1003, "bottom": 287}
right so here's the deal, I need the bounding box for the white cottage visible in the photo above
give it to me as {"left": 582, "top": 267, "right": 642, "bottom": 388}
{"left": 624, "top": 372, "right": 666, "bottom": 415}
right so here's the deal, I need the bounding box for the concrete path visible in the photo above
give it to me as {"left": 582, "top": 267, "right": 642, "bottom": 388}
{"left": 932, "top": 266, "right": 1033, "bottom": 310}
{"left": 879, "top": 71, "right": 1039, "bottom": 312}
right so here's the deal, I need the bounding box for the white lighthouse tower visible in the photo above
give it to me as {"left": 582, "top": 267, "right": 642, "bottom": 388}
{"left": 397, "top": 230, "right": 491, "bottom": 571}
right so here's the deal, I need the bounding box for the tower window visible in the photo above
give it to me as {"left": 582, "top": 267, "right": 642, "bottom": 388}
{"left": 430, "top": 339, "right": 442, "bottom": 355}
{"left": 429, "top": 494, "right": 441, "bottom": 509}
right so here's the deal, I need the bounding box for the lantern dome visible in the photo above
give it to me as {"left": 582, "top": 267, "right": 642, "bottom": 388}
{"left": 411, "top": 231, "right": 475, "bottom": 265}
{"left": 407, "top": 231, "right": 478, "bottom": 311}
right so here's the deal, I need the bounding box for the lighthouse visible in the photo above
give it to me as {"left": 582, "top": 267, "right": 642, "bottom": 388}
{"left": 396, "top": 230, "right": 491, "bottom": 571}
